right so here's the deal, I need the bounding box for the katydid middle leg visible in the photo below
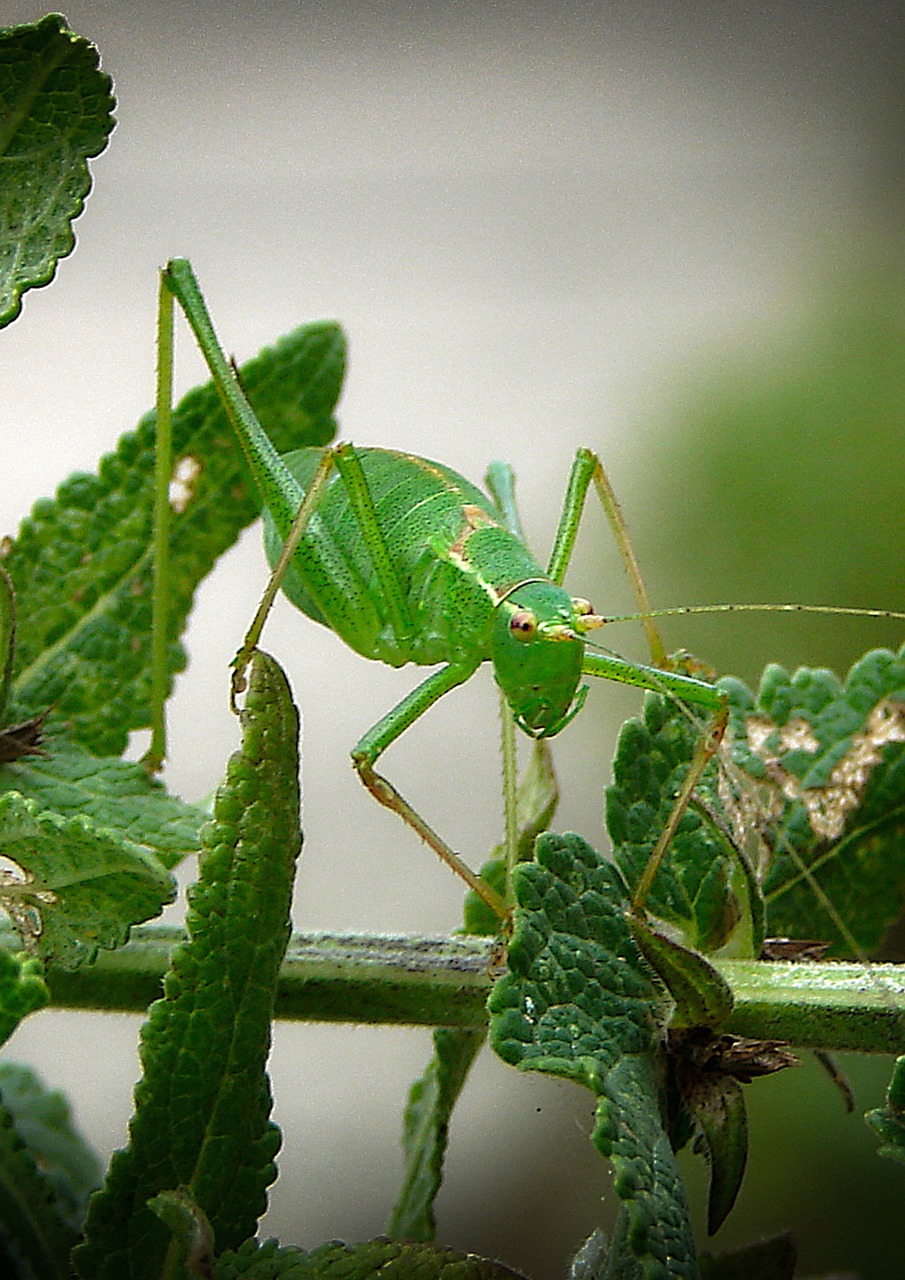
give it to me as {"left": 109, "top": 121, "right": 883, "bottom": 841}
{"left": 351, "top": 659, "right": 507, "bottom": 917}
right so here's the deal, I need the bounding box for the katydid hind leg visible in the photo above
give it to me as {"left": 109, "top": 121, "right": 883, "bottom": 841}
{"left": 143, "top": 273, "right": 177, "bottom": 773}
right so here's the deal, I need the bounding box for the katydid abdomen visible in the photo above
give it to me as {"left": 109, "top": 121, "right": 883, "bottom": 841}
{"left": 262, "top": 445, "right": 555, "bottom": 671}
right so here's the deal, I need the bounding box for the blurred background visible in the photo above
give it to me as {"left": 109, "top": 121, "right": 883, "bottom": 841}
{"left": 1, "top": 3, "right": 904, "bottom": 1276}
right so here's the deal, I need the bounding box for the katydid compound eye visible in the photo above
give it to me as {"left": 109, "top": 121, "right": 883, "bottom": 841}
{"left": 510, "top": 609, "right": 537, "bottom": 640}
{"left": 572, "top": 597, "right": 594, "bottom": 616}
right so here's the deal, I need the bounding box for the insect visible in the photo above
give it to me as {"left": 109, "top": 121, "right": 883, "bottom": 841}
{"left": 154, "top": 259, "right": 903, "bottom": 924}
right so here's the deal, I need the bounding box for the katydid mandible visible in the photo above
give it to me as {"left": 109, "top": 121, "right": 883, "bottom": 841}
{"left": 156, "top": 259, "right": 902, "bottom": 922}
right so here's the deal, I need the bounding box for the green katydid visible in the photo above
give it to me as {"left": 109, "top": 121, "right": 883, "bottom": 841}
{"left": 152, "top": 258, "right": 904, "bottom": 923}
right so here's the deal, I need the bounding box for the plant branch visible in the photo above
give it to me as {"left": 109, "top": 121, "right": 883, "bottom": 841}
{"left": 17, "top": 925, "right": 905, "bottom": 1054}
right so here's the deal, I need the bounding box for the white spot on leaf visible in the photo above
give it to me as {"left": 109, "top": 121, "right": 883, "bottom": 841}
{"left": 169, "top": 454, "right": 202, "bottom": 513}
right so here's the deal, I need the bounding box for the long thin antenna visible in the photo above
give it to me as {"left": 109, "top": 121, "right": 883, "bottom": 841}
{"left": 598, "top": 602, "right": 905, "bottom": 627}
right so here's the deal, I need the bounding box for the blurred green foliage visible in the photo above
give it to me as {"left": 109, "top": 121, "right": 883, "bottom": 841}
{"left": 632, "top": 251, "right": 905, "bottom": 1280}
{"left": 638, "top": 252, "right": 905, "bottom": 686}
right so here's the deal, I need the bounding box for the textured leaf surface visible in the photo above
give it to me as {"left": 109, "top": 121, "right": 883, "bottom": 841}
{"left": 0, "top": 15, "right": 115, "bottom": 327}
{"left": 0, "top": 947, "right": 48, "bottom": 1046}
{"left": 214, "top": 1237, "right": 529, "bottom": 1279}
{"left": 0, "top": 736, "right": 204, "bottom": 869}
{"left": 4, "top": 320, "right": 343, "bottom": 755}
{"left": 606, "top": 690, "right": 753, "bottom": 957}
{"left": 488, "top": 832, "right": 698, "bottom": 1280}
{"left": 0, "top": 1060, "right": 101, "bottom": 1233}
{"left": 722, "top": 644, "right": 905, "bottom": 954}
{"left": 0, "top": 1082, "right": 78, "bottom": 1279}
{"left": 74, "top": 651, "right": 302, "bottom": 1279}
{"left": 606, "top": 646, "right": 905, "bottom": 959}
{"left": 0, "top": 791, "right": 174, "bottom": 967}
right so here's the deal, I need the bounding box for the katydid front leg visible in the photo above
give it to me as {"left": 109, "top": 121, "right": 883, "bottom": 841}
{"left": 546, "top": 447, "right": 668, "bottom": 668}
{"left": 537, "top": 445, "right": 732, "bottom": 915}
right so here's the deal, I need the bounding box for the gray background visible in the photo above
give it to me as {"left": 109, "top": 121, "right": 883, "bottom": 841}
{"left": 2, "top": 4, "right": 904, "bottom": 1276}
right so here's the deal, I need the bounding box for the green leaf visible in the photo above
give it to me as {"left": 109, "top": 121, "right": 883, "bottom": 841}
{"left": 488, "top": 832, "right": 698, "bottom": 1280}
{"left": 0, "top": 790, "right": 174, "bottom": 967}
{"left": 0, "top": 14, "right": 115, "bottom": 328}
{"left": 606, "top": 646, "right": 905, "bottom": 959}
{"left": 685, "top": 1074, "right": 747, "bottom": 1236}
{"left": 865, "top": 1054, "right": 905, "bottom": 1166}
{"left": 0, "top": 1081, "right": 79, "bottom": 1279}
{"left": 74, "top": 650, "right": 302, "bottom": 1279}
{"left": 722, "top": 643, "right": 905, "bottom": 954}
{"left": 4, "top": 319, "right": 343, "bottom": 756}
{"left": 0, "top": 1060, "right": 101, "bottom": 1233}
{"left": 627, "top": 916, "right": 734, "bottom": 1032}
{"left": 0, "top": 736, "right": 204, "bottom": 869}
{"left": 0, "top": 948, "right": 48, "bottom": 1046}
{"left": 214, "top": 1237, "right": 529, "bottom": 1280}
{"left": 606, "top": 691, "right": 757, "bottom": 956}
{"left": 387, "top": 1026, "right": 485, "bottom": 1242}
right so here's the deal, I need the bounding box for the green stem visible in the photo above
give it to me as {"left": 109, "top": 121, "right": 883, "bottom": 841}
{"left": 719, "top": 959, "right": 905, "bottom": 1054}
{"left": 37, "top": 927, "right": 493, "bottom": 1028}
{"left": 26, "top": 925, "right": 905, "bottom": 1053}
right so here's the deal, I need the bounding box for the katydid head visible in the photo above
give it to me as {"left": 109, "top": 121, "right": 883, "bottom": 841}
{"left": 491, "top": 580, "right": 602, "bottom": 737}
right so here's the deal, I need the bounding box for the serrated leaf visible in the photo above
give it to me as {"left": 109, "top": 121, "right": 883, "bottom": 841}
{"left": 606, "top": 646, "right": 905, "bottom": 960}
{"left": 0, "top": 791, "right": 174, "bottom": 967}
{"left": 215, "top": 1237, "right": 528, "bottom": 1280}
{"left": 0, "top": 948, "right": 48, "bottom": 1046}
{"left": 0, "top": 1060, "right": 101, "bottom": 1233}
{"left": 0, "top": 1083, "right": 78, "bottom": 1279}
{"left": 4, "top": 319, "right": 343, "bottom": 756}
{"left": 488, "top": 832, "right": 698, "bottom": 1280}
{"left": 722, "top": 644, "right": 905, "bottom": 954}
{"left": 387, "top": 1026, "right": 485, "bottom": 1242}
{"left": 74, "top": 651, "right": 302, "bottom": 1279}
{"left": 0, "top": 735, "right": 204, "bottom": 869}
{"left": 0, "top": 15, "right": 115, "bottom": 328}
{"left": 606, "top": 691, "right": 754, "bottom": 955}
